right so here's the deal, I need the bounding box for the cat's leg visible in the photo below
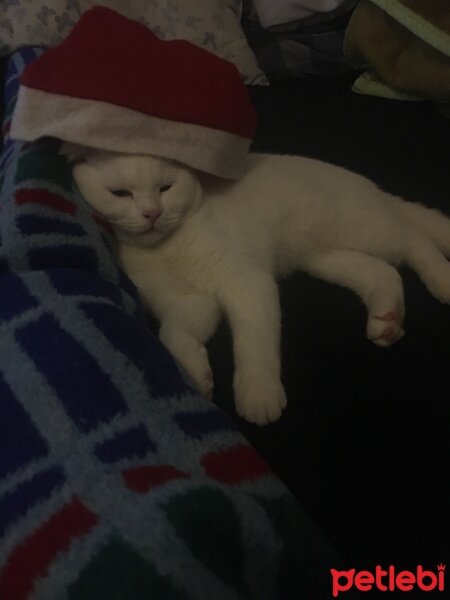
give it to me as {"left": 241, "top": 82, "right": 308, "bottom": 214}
{"left": 302, "top": 249, "right": 406, "bottom": 347}
{"left": 158, "top": 293, "right": 220, "bottom": 398}
{"left": 218, "top": 272, "right": 287, "bottom": 425}
{"left": 118, "top": 249, "right": 221, "bottom": 398}
{"left": 394, "top": 201, "right": 450, "bottom": 257}
{"left": 403, "top": 236, "right": 450, "bottom": 304}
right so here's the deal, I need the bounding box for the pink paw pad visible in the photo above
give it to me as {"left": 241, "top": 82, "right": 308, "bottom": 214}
{"left": 379, "top": 312, "right": 398, "bottom": 323}
{"left": 368, "top": 310, "right": 404, "bottom": 346}
{"left": 380, "top": 325, "right": 396, "bottom": 342}
{"left": 378, "top": 313, "right": 399, "bottom": 342}
{"left": 374, "top": 312, "right": 403, "bottom": 345}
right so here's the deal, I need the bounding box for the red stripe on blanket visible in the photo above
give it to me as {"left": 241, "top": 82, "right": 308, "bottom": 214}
{"left": 0, "top": 497, "right": 98, "bottom": 600}
{"left": 92, "top": 212, "right": 114, "bottom": 233}
{"left": 123, "top": 465, "right": 190, "bottom": 493}
{"left": 15, "top": 189, "right": 77, "bottom": 215}
{"left": 202, "top": 444, "right": 271, "bottom": 484}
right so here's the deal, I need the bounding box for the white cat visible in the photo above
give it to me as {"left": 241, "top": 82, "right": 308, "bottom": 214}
{"left": 71, "top": 149, "right": 450, "bottom": 425}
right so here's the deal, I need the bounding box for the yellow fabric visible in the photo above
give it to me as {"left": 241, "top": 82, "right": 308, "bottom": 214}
{"left": 344, "top": 0, "right": 450, "bottom": 106}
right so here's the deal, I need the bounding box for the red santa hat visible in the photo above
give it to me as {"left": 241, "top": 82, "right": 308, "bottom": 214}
{"left": 10, "top": 6, "right": 257, "bottom": 179}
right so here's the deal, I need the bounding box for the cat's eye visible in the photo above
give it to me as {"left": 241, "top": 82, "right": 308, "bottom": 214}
{"left": 160, "top": 185, "right": 172, "bottom": 193}
{"left": 110, "top": 189, "right": 132, "bottom": 198}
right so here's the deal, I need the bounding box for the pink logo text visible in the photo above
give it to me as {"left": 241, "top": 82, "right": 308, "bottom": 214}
{"left": 330, "top": 564, "right": 445, "bottom": 596}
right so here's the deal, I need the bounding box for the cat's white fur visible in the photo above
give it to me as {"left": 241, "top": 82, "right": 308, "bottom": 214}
{"left": 72, "top": 150, "right": 450, "bottom": 424}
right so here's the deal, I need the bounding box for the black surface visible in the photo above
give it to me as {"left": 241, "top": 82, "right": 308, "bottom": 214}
{"left": 210, "top": 74, "right": 450, "bottom": 583}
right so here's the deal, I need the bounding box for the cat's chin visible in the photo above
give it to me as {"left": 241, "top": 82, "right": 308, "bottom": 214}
{"left": 114, "top": 226, "right": 170, "bottom": 247}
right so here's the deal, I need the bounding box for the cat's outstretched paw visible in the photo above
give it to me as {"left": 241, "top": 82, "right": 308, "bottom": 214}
{"left": 160, "top": 332, "right": 214, "bottom": 399}
{"left": 367, "top": 312, "right": 405, "bottom": 347}
{"left": 189, "top": 367, "right": 214, "bottom": 399}
{"left": 184, "top": 344, "right": 214, "bottom": 399}
{"left": 234, "top": 374, "right": 287, "bottom": 425}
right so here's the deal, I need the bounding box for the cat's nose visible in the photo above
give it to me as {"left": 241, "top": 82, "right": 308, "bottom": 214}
{"left": 142, "top": 207, "right": 161, "bottom": 225}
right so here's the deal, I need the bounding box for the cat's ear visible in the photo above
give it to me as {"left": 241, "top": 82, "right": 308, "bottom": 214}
{"left": 59, "top": 142, "right": 92, "bottom": 164}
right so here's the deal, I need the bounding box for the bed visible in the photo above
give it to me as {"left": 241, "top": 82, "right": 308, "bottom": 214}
{"left": 1, "top": 2, "right": 450, "bottom": 598}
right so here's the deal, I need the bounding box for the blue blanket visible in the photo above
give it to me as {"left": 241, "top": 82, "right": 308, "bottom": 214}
{"left": 0, "top": 48, "right": 338, "bottom": 599}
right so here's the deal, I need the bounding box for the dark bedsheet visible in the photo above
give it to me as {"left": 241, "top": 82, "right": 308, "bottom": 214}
{"left": 211, "top": 75, "right": 450, "bottom": 570}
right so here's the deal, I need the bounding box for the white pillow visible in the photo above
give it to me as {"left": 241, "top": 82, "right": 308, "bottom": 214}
{"left": 0, "top": 0, "right": 267, "bottom": 84}
{"left": 252, "top": 0, "right": 352, "bottom": 29}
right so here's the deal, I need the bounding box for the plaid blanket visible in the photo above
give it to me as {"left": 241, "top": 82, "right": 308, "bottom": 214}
{"left": 0, "top": 48, "right": 338, "bottom": 599}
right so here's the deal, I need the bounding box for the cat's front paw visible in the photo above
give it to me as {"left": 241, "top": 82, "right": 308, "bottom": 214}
{"left": 182, "top": 344, "right": 214, "bottom": 399}
{"left": 234, "top": 373, "right": 287, "bottom": 425}
{"left": 160, "top": 332, "right": 214, "bottom": 399}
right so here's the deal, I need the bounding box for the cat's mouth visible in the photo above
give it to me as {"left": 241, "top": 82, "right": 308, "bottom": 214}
{"left": 116, "top": 222, "right": 160, "bottom": 236}
{"left": 114, "top": 221, "right": 173, "bottom": 244}
{"left": 137, "top": 224, "right": 161, "bottom": 235}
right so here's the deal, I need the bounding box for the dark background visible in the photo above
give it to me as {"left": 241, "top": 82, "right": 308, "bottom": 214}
{"left": 209, "top": 75, "right": 450, "bottom": 583}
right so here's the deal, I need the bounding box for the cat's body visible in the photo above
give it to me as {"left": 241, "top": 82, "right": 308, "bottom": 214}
{"left": 72, "top": 150, "right": 450, "bottom": 424}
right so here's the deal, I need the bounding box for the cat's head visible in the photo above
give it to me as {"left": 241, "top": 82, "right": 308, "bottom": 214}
{"left": 69, "top": 147, "right": 203, "bottom": 245}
